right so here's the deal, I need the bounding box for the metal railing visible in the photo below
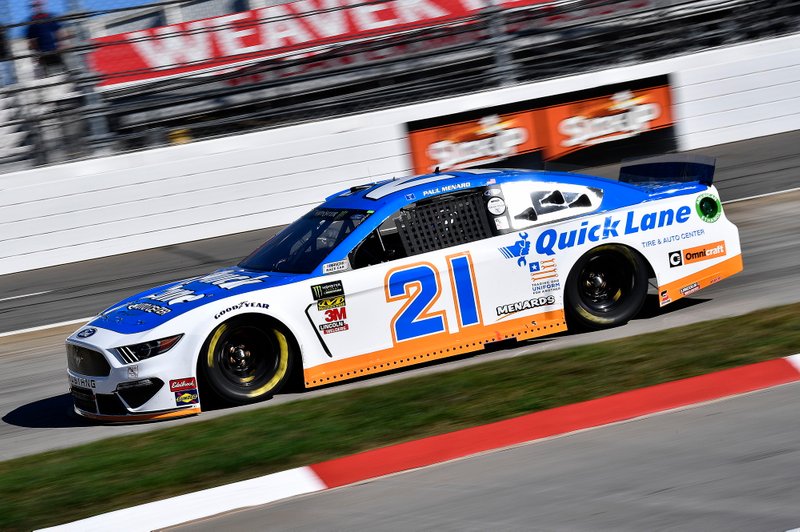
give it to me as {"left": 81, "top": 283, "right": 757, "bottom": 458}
{"left": 0, "top": 0, "right": 797, "bottom": 172}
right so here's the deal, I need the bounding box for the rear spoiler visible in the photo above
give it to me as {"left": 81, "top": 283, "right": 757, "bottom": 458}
{"left": 619, "top": 154, "right": 716, "bottom": 186}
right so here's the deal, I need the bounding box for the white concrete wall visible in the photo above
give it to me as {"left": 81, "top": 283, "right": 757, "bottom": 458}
{"left": 2, "top": 33, "right": 798, "bottom": 276}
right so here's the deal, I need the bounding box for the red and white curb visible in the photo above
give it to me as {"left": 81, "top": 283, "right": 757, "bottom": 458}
{"left": 41, "top": 355, "right": 800, "bottom": 531}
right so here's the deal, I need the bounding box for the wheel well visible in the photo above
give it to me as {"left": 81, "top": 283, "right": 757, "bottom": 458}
{"left": 570, "top": 243, "right": 654, "bottom": 280}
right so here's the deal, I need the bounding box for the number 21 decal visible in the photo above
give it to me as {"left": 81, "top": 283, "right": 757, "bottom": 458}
{"left": 385, "top": 252, "right": 482, "bottom": 343}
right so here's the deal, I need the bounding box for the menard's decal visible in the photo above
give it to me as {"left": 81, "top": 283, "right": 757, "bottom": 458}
{"left": 496, "top": 295, "right": 555, "bottom": 317}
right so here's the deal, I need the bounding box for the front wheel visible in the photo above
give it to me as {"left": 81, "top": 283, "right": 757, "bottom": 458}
{"left": 565, "top": 245, "right": 649, "bottom": 330}
{"left": 200, "top": 317, "right": 294, "bottom": 405}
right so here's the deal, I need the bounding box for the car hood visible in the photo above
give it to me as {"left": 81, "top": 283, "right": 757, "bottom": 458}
{"left": 88, "top": 267, "right": 305, "bottom": 335}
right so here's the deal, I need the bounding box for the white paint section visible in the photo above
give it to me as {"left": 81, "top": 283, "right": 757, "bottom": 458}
{"left": 37, "top": 466, "right": 327, "bottom": 532}
{"left": 785, "top": 354, "right": 800, "bottom": 374}
{"left": 0, "top": 290, "right": 51, "bottom": 302}
{"left": 3, "top": 34, "right": 799, "bottom": 276}
{"left": 0, "top": 317, "right": 93, "bottom": 338}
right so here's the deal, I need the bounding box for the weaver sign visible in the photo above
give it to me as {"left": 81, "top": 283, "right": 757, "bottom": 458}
{"left": 407, "top": 76, "right": 675, "bottom": 172}
{"left": 90, "top": 0, "right": 553, "bottom": 88}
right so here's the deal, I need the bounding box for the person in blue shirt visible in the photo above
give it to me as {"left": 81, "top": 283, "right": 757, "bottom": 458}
{"left": 25, "top": 0, "right": 64, "bottom": 77}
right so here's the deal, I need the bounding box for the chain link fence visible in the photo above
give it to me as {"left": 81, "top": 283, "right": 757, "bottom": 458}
{"left": 0, "top": 0, "right": 797, "bottom": 173}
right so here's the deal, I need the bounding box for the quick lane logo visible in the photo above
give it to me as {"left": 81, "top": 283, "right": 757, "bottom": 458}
{"left": 311, "top": 281, "right": 344, "bottom": 300}
{"left": 499, "top": 232, "right": 530, "bottom": 267}
{"left": 147, "top": 270, "right": 269, "bottom": 306}
{"left": 535, "top": 205, "right": 692, "bottom": 256}
{"left": 669, "top": 241, "right": 726, "bottom": 268}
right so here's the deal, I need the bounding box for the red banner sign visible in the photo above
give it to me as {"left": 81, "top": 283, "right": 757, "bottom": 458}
{"left": 90, "top": 0, "right": 554, "bottom": 88}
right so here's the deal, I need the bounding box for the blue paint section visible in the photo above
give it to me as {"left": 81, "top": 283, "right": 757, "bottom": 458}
{"left": 449, "top": 255, "right": 480, "bottom": 327}
{"left": 91, "top": 268, "right": 303, "bottom": 335}
{"left": 388, "top": 265, "right": 445, "bottom": 342}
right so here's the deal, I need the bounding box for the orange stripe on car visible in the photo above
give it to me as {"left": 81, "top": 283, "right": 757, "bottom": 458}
{"left": 658, "top": 254, "right": 743, "bottom": 306}
{"left": 304, "top": 310, "right": 567, "bottom": 387}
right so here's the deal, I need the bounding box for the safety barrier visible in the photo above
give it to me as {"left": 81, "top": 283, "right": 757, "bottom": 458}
{"left": 1, "top": 33, "right": 798, "bottom": 276}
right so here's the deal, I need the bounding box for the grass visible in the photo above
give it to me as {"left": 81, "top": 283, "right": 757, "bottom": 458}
{"left": 3, "top": 302, "right": 800, "bottom": 530}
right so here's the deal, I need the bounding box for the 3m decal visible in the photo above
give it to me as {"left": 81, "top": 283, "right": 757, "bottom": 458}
{"left": 311, "top": 281, "right": 344, "bottom": 300}
{"left": 324, "top": 307, "right": 347, "bottom": 322}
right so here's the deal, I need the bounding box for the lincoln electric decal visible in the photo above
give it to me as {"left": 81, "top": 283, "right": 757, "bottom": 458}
{"left": 407, "top": 76, "right": 676, "bottom": 172}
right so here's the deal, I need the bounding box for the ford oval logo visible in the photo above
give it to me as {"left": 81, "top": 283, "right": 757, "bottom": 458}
{"left": 76, "top": 328, "right": 96, "bottom": 338}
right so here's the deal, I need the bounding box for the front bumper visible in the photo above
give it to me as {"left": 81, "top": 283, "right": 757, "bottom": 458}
{"left": 66, "top": 330, "right": 201, "bottom": 422}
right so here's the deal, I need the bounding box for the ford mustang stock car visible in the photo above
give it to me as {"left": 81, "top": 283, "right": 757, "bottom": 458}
{"left": 66, "top": 155, "right": 742, "bottom": 421}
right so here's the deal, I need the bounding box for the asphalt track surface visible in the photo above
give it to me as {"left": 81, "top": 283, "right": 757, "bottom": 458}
{"left": 0, "top": 131, "right": 799, "bottom": 461}
{"left": 177, "top": 383, "right": 800, "bottom": 532}
{"left": 174, "top": 382, "right": 800, "bottom": 532}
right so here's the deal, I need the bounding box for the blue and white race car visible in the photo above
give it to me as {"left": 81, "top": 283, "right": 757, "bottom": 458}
{"left": 66, "top": 156, "right": 742, "bottom": 421}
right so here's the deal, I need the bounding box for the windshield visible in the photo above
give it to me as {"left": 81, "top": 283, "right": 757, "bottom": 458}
{"left": 239, "top": 208, "right": 369, "bottom": 273}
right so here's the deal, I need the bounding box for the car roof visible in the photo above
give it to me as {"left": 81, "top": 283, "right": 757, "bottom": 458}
{"left": 321, "top": 168, "right": 635, "bottom": 214}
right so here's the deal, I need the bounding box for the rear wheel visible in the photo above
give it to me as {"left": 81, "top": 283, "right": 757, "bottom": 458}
{"left": 200, "top": 317, "right": 294, "bottom": 405}
{"left": 565, "top": 245, "right": 649, "bottom": 330}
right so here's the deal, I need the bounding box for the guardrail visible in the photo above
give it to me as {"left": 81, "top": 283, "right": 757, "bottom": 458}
{"left": 1, "top": 32, "right": 798, "bottom": 276}
{"left": 0, "top": 0, "right": 797, "bottom": 172}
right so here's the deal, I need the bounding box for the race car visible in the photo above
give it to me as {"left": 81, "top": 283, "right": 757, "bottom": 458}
{"left": 66, "top": 155, "right": 742, "bottom": 421}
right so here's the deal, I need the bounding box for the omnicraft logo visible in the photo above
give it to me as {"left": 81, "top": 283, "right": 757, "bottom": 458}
{"left": 669, "top": 241, "right": 726, "bottom": 267}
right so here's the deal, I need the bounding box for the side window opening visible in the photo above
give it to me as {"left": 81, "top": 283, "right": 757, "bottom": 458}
{"left": 499, "top": 182, "right": 604, "bottom": 231}
{"left": 349, "top": 190, "right": 493, "bottom": 268}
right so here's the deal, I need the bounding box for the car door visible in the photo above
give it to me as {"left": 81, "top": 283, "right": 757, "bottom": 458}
{"left": 301, "top": 188, "right": 548, "bottom": 385}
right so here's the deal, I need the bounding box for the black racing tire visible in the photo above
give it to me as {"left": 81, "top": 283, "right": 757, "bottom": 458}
{"left": 565, "top": 245, "right": 649, "bottom": 330}
{"left": 200, "top": 317, "right": 294, "bottom": 405}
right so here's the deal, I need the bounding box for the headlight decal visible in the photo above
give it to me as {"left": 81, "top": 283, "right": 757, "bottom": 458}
{"left": 115, "top": 334, "right": 183, "bottom": 363}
